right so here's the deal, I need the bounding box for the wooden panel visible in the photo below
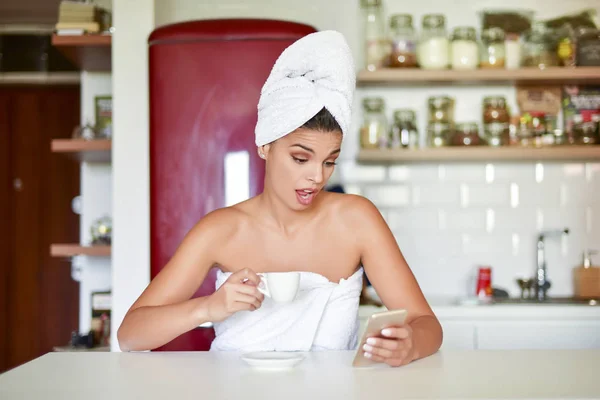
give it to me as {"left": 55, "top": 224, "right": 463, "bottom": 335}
{"left": 357, "top": 146, "right": 600, "bottom": 164}
{"left": 51, "top": 35, "right": 112, "bottom": 72}
{"left": 51, "top": 244, "right": 111, "bottom": 257}
{"left": 51, "top": 139, "right": 111, "bottom": 162}
{"left": 357, "top": 67, "right": 600, "bottom": 86}
{"left": 38, "top": 87, "right": 80, "bottom": 355}
{"left": 10, "top": 88, "right": 44, "bottom": 368}
{"left": 0, "top": 90, "right": 12, "bottom": 373}
{"left": 0, "top": 73, "right": 80, "bottom": 86}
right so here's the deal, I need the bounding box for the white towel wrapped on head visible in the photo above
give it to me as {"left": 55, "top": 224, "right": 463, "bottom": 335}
{"left": 255, "top": 30, "right": 356, "bottom": 146}
{"left": 210, "top": 268, "right": 364, "bottom": 352}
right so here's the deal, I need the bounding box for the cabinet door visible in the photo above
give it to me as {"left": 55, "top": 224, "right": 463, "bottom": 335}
{"left": 476, "top": 321, "right": 600, "bottom": 350}
{"left": 439, "top": 321, "right": 476, "bottom": 350}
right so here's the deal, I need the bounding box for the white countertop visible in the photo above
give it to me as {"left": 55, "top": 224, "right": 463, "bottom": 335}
{"left": 1, "top": 350, "right": 599, "bottom": 399}
{"left": 360, "top": 298, "right": 600, "bottom": 320}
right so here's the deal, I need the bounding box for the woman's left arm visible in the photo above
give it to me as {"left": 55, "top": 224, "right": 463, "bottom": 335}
{"left": 348, "top": 196, "right": 443, "bottom": 366}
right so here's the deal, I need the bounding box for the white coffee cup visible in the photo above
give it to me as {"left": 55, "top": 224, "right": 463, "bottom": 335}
{"left": 257, "top": 272, "right": 300, "bottom": 303}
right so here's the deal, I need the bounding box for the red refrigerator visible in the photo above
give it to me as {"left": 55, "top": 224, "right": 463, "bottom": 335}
{"left": 148, "top": 19, "right": 316, "bottom": 351}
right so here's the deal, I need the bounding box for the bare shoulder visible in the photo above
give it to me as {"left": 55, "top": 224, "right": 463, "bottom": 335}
{"left": 186, "top": 206, "right": 249, "bottom": 245}
{"left": 323, "top": 192, "right": 385, "bottom": 232}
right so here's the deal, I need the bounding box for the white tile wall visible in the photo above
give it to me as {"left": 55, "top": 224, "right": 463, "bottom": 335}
{"left": 344, "top": 162, "right": 600, "bottom": 298}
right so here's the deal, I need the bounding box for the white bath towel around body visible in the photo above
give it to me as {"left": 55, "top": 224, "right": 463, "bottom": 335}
{"left": 210, "top": 268, "right": 364, "bottom": 352}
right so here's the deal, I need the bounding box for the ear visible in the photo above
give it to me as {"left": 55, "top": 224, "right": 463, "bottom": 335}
{"left": 257, "top": 144, "right": 271, "bottom": 160}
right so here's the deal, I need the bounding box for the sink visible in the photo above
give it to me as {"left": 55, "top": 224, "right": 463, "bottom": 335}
{"left": 456, "top": 297, "right": 599, "bottom": 306}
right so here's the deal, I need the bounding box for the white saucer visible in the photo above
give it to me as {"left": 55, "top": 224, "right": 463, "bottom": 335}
{"left": 241, "top": 351, "right": 305, "bottom": 370}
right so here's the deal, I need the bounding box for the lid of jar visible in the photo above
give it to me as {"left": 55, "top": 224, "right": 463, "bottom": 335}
{"left": 393, "top": 109, "right": 416, "bottom": 122}
{"left": 483, "top": 96, "right": 507, "bottom": 108}
{"left": 529, "top": 111, "right": 546, "bottom": 118}
{"left": 361, "top": 0, "right": 382, "bottom": 7}
{"left": 456, "top": 122, "right": 480, "bottom": 134}
{"left": 422, "top": 14, "right": 446, "bottom": 29}
{"left": 390, "top": 14, "right": 413, "bottom": 29}
{"left": 451, "top": 26, "right": 477, "bottom": 41}
{"left": 428, "top": 96, "right": 453, "bottom": 108}
{"left": 482, "top": 27, "right": 505, "bottom": 42}
{"left": 363, "top": 97, "right": 385, "bottom": 111}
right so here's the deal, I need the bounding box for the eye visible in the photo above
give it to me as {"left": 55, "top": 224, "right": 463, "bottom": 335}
{"left": 292, "top": 156, "right": 308, "bottom": 164}
{"left": 324, "top": 161, "right": 337, "bottom": 167}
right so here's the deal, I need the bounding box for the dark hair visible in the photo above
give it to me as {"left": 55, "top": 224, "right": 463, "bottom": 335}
{"left": 301, "top": 107, "right": 342, "bottom": 133}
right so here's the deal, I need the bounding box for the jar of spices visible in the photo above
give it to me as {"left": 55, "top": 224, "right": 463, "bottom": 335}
{"left": 485, "top": 122, "right": 510, "bottom": 147}
{"left": 451, "top": 122, "right": 484, "bottom": 146}
{"left": 576, "top": 27, "right": 600, "bottom": 67}
{"left": 483, "top": 96, "right": 510, "bottom": 124}
{"left": 361, "top": 0, "right": 387, "bottom": 71}
{"left": 427, "top": 96, "right": 454, "bottom": 124}
{"left": 417, "top": 14, "right": 449, "bottom": 70}
{"left": 427, "top": 123, "right": 450, "bottom": 147}
{"left": 450, "top": 26, "right": 479, "bottom": 70}
{"left": 480, "top": 27, "right": 506, "bottom": 68}
{"left": 573, "top": 114, "right": 599, "bottom": 145}
{"left": 360, "top": 97, "right": 388, "bottom": 149}
{"left": 390, "top": 109, "right": 419, "bottom": 148}
{"left": 522, "top": 22, "right": 558, "bottom": 68}
{"left": 389, "top": 14, "right": 417, "bottom": 68}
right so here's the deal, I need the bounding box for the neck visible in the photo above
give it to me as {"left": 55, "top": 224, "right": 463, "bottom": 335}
{"left": 257, "top": 181, "right": 318, "bottom": 236}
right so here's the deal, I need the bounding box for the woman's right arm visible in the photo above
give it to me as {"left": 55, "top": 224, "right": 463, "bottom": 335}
{"left": 117, "top": 209, "right": 263, "bottom": 352}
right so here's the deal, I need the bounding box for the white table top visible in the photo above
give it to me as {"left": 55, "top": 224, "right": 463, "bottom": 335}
{"left": 1, "top": 350, "right": 599, "bottom": 400}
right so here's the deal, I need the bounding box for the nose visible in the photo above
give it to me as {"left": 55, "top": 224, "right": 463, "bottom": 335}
{"left": 309, "top": 163, "right": 324, "bottom": 184}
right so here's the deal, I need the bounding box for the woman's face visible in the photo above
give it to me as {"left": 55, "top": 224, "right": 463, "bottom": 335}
{"left": 261, "top": 127, "right": 342, "bottom": 211}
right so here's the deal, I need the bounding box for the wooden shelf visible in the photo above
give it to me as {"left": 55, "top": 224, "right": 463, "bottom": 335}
{"left": 357, "top": 67, "right": 600, "bottom": 86}
{"left": 357, "top": 146, "right": 600, "bottom": 164}
{"left": 0, "top": 72, "right": 80, "bottom": 85}
{"left": 50, "top": 244, "right": 111, "bottom": 257}
{"left": 51, "top": 34, "right": 111, "bottom": 72}
{"left": 51, "top": 139, "right": 111, "bottom": 162}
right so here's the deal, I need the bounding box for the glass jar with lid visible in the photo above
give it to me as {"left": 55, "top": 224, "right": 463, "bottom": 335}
{"left": 573, "top": 114, "right": 599, "bottom": 145}
{"left": 389, "top": 14, "right": 417, "bottom": 68}
{"left": 451, "top": 122, "right": 484, "bottom": 146}
{"left": 522, "top": 22, "right": 558, "bottom": 68}
{"left": 427, "top": 123, "right": 450, "bottom": 147}
{"left": 480, "top": 27, "right": 506, "bottom": 68}
{"left": 361, "top": 0, "right": 387, "bottom": 71}
{"left": 427, "top": 96, "right": 454, "bottom": 124}
{"left": 417, "top": 14, "right": 449, "bottom": 70}
{"left": 483, "top": 96, "right": 510, "bottom": 124}
{"left": 450, "top": 27, "right": 479, "bottom": 70}
{"left": 360, "top": 97, "right": 388, "bottom": 149}
{"left": 576, "top": 27, "right": 600, "bottom": 67}
{"left": 390, "top": 109, "right": 419, "bottom": 148}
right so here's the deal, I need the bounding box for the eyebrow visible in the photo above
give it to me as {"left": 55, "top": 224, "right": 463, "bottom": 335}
{"left": 290, "top": 144, "right": 341, "bottom": 156}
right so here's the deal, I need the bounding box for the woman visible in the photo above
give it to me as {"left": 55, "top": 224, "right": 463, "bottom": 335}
{"left": 118, "top": 30, "right": 442, "bottom": 367}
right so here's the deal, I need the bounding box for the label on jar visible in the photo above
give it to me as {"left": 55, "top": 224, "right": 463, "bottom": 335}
{"left": 484, "top": 122, "right": 509, "bottom": 135}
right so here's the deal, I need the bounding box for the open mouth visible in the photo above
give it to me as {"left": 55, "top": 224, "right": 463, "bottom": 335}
{"left": 295, "top": 189, "right": 318, "bottom": 205}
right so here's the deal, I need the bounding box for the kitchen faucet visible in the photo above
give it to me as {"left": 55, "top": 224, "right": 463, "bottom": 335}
{"left": 536, "top": 228, "right": 569, "bottom": 300}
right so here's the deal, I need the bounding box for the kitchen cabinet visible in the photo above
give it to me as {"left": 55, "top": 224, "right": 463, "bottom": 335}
{"left": 475, "top": 321, "right": 600, "bottom": 350}
{"left": 359, "top": 306, "right": 600, "bottom": 351}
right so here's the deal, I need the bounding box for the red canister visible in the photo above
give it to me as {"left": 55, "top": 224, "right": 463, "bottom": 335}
{"left": 476, "top": 266, "right": 492, "bottom": 298}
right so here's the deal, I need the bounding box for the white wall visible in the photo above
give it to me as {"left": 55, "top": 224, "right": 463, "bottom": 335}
{"left": 110, "top": 0, "right": 154, "bottom": 351}
{"left": 79, "top": 72, "right": 112, "bottom": 332}
{"left": 109, "top": 0, "right": 600, "bottom": 349}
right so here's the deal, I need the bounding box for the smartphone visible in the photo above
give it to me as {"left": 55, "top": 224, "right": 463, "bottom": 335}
{"left": 352, "top": 308, "right": 408, "bottom": 367}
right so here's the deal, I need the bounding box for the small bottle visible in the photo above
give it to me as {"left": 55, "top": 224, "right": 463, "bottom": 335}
{"left": 360, "top": 97, "right": 388, "bottom": 149}
{"left": 389, "top": 14, "right": 417, "bottom": 68}
{"left": 418, "top": 14, "right": 449, "bottom": 70}
{"left": 450, "top": 26, "right": 479, "bottom": 70}
{"left": 361, "top": 0, "right": 386, "bottom": 71}
{"left": 480, "top": 27, "right": 506, "bottom": 68}
{"left": 390, "top": 109, "right": 419, "bottom": 148}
